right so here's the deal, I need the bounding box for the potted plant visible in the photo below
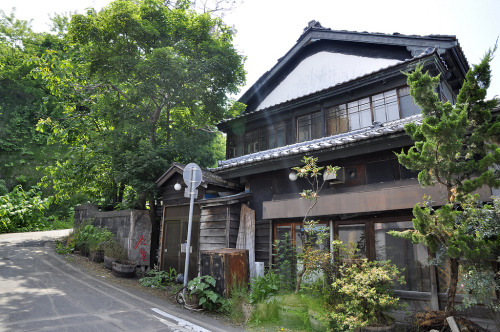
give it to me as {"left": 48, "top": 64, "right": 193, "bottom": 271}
{"left": 102, "top": 238, "right": 128, "bottom": 270}
{"left": 186, "top": 275, "right": 224, "bottom": 311}
{"left": 330, "top": 254, "right": 405, "bottom": 331}
{"left": 88, "top": 227, "right": 113, "bottom": 263}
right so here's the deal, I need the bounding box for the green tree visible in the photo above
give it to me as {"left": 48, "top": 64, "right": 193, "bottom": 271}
{"left": 391, "top": 47, "right": 500, "bottom": 315}
{"left": 31, "top": 0, "right": 245, "bottom": 263}
{"left": 291, "top": 156, "right": 339, "bottom": 292}
{"left": 0, "top": 10, "right": 79, "bottom": 230}
{"left": 0, "top": 9, "right": 67, "bottom": 190}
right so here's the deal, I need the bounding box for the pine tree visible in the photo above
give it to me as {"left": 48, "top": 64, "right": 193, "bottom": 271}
{"left": 391, "top": 46, "right": 500, "bottom": 316}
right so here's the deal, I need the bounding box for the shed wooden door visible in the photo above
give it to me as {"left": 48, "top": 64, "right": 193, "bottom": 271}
{"left": 161, "top": 218, "right": 200, "bottom": 279}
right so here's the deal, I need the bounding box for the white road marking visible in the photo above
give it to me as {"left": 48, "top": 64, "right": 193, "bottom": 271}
{"left": 151, "top": 308, "right": 212, "bottom": 332}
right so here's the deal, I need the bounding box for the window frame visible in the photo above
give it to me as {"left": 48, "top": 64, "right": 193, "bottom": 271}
{"left": 334, "top": 215, "right": 431, "bottom": 292}
{"left": 296, "top": 111, "right": 323, "bottom": 143}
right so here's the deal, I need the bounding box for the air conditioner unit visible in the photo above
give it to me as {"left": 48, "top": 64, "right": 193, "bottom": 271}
{"left": 323, "top": 167, "right": 345, "bottom": 184}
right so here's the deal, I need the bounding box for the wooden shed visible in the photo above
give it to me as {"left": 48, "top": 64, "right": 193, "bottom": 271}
{"left": 155, "top": 163, "right": 247, "bottom": 278}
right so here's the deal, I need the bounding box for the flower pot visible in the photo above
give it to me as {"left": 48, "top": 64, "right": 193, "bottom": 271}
{"left": 184, "top": 293, "right": 201, "bottom": 309}
{"left": 362, "top": 323, "right": 396, "bottom": 332}
{"left": 111, "top": 260, "right": 136, "bottom": 278}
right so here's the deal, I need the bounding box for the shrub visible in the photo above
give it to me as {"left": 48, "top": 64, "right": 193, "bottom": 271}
{"left": 102, "top": 237, "right": 128, "bottom": 260}
{"left": 0, "top": 185, "right": 52, "bottom": 233}
{"left": 249, "top": 269, "right": 280, "bottom": 304}
{"left": 330, "top": 256, "right": 405, "bottom": 330}
{"left": 73, "top": 224, "right": 113, "bottom": 256}
{"left": 139, "top": 267, "right": 177, "bottom": 289}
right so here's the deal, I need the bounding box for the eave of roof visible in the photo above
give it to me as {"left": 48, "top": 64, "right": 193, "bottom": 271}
{"left": 213, "top": 114, "right": 422, "bottom": 173}
{"left": 156, "top": 162, "right": 237, "bottom": 189}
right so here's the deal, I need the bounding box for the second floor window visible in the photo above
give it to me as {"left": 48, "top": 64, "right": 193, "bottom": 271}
{"left": 268, "top": 121, "right": 287, "bottom": 149}
{"left": 373, "top": 90, "right": 399, "bottom": 123}
{"left": 244, "top": 129, "right": 262, "bottom": 154}
{"left": 326, "top": 105, "right": 348, "bottom": 136}
{"left": 228, "top": 86, "right": 426, "bottom": 158}
{"left": 297, "top": 111, "right": 322, "bottom": 142}
{"left": 398, "top": 87, "right": 421, "bottom": 118}
{"left": 348, "top": 97, "right": 372, "bottom": 131}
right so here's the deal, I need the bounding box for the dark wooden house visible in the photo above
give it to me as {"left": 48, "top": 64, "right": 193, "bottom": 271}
{"left": 157, "top": 21, "right": 495, "bottom": 316}
{"left": 212, "top": 22, "right": 494, "bottom": 312}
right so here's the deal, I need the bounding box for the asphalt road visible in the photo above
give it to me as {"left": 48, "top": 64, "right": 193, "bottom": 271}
{"left": 0, "top": 230, "right": 242, "bottom": 332}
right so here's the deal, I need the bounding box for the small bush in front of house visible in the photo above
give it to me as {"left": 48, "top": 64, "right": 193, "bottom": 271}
{"left": 139, "top": 267, "right": 177, "bottom": 289}
{"left": 188, "top": 275, "right": 225, "bottom": 311}
{"left": 329, "top": 250, "right": 405, "bottom": 331}
{"left": 222, "top": 278, "right": 252, "bottom": 325}
{"left": 249, "top": 268, "right": 280, "bottom": 304}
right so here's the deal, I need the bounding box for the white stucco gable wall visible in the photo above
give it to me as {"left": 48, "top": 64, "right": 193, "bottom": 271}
{"left": 255, "top": 52, "right": 402, "bottom": 111}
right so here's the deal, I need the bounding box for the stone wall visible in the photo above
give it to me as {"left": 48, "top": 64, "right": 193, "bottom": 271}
{"left": 74, "top": 204, "right": 151, "bottom": 266}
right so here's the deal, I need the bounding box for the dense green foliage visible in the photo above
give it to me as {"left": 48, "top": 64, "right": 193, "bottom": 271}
{"left": 31, "top": 0, "right": 245, "bottom": 209}
{"left": 139, "top": 267, "right": 177, "bottom": 289}
{"left": 72, "top": 224, "right": 114, "bottom": 256}
{"left": 0, "top": 1, "right": 245, "bottom": 234}
{"left": 329, "top": 249, "right": 404, "bottom": 330}
{"left": 0, "top": 10, "right": 65, "bottom": 191}
{"left": 391, "top": 47, "right": 500, "bottom": 315}
{"left": 0, "top": 185, "right": 52, "bottom": 233}
{"left": 0, "top": 10, "right": 86, "bottom": 232}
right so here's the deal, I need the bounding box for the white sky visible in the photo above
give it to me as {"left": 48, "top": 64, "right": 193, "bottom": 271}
{"left": 2, "top": 0, "right": 500, "bottom": 99}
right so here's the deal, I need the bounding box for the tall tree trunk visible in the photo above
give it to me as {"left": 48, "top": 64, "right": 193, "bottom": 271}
{"left": 112, "top": 178, "right": 118, "bottom": 206}
{"left": 445, "top": 257, "right": 459, "bottom": 316}
{"left": 149, "top": 196, "right": 160, "bottom": 267}
{"left": 165, "top": 108, "right": 171, "bottom": 145}
{"left": 117, "top": 183, "right": 125, "bottom": 203}
{"left": 137, "top": 192, "right": 147, "bottom": 210}
{"left": 295, "top": 269, "right": 305, "bottom": 293}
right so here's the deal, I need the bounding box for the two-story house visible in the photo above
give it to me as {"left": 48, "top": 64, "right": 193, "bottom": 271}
{"left": 156, "top": 21, "right": 494, "bottom": 312}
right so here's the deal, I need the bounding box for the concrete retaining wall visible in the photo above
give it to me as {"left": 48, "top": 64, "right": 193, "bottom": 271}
{"left": 74, "top": 204, "right": 151, "bottom": 266}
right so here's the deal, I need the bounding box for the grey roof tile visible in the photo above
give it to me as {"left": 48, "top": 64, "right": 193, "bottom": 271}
{"left": 214, "top": 114, "right": 422, "bottom": 171}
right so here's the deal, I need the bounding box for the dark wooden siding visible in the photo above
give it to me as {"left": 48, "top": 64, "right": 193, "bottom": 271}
{"left": 228, "top": 205, "right": 241, "bottom": 248}
{"left": 199, "top": 204, "right": 242, "bottom": 251}
{"left": 255, "top": 220, "right": 271, "bottom": 266}
{"left": 248, "top": 173, "right": 274, "bottom": 221}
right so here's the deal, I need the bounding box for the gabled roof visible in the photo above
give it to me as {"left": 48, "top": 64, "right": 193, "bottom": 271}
{"left": 156, "top": 162, "right": 237, "bottom": 189}
{"left": 237, "top": 21, "right": 468, "bottom": 114}
{"left": 218, "top": 51, "right": 443, "bottom": 128}
{"left": 214, "top": 114, "right": 421, "bottom": 172}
